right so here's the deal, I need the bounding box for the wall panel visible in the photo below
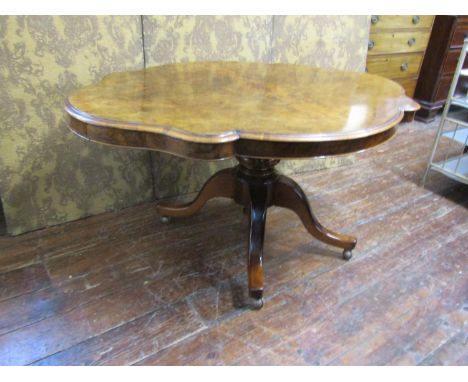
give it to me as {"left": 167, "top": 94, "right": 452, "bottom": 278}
{"left": 0, "top": 16, "right": 154, "bottom": 235}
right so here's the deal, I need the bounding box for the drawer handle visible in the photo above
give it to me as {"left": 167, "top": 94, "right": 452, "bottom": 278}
{"left": 368, "top": 40, "right": 375, "bottom": 50}
{"left": 408, "top": 37, "right": 416, "bottom": 47}
{"left": 412, "top": 16, "right": 420, "bottom": 25}
{"left": 400, "top": 63, "right": 409, "bottom": 71}
{"left": 371, "top": 15, "right": 379, "bottom": 25}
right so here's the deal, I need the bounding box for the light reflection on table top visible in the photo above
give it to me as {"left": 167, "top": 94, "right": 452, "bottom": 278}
{"left": 67, "top": 61, "right": 419, "bottom": 143}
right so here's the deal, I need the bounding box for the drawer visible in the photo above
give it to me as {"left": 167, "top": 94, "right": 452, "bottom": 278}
{"left": 442, "top": 49, "right": 468, "bottom": 76}
{"left": 393, "top": 77, "right": 418, "bottom": 97}
{"left": 368, "top": 30, "right": 431, "bottom": 55}
{"left": 370, "top": 15, "right": 434, "bottom": 30}
{"left": 366, "top": 53, "right": 423, "bottom": 78}
{"left": 450, "top": 20, "right": 468, "bottom": 48}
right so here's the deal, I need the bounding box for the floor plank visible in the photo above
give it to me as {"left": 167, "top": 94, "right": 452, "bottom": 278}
{"left": 0, "top": 264, "right": 50, "bottom": 302}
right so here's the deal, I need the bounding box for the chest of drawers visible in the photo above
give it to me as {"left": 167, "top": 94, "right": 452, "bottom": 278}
{"left": 366, "top": 15, "right": 434, "bottom": 98}
{"left": 414, "top": 15, "right": 468, "bottom": 122}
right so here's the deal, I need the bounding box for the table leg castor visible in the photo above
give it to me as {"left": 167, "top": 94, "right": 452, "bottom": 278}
{"left": 249, "top": 297, "right": 264, "bottom": 310}
{"left": 160, "top": 216, "right": 171, "bottom": 224}
{"left": 342, "top": 249, "right": 353, "bottom": 260}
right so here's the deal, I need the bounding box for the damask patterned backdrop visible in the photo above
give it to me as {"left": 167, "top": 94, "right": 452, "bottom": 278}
{"left": 0, "top": 16, "right": 154, "bottom": 235}
{"left": 0, "top": 15, "right": 371, "bottom": 235}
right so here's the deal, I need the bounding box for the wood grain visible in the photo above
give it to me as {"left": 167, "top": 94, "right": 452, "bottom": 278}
{"left": 366, "top": 53, "right": 423, "bottom": 78}
{"left": 442, "top": 49, "right": 468, "bottom": 76}
{"left": 394, "top": 77, "right": 418, "bottom": 99}
{"left": 370, "top": 16, "right": 435, "bottom": 30}
{"left": 66, "top": 61, "right": 418, "bottom": 160}
{"left": 366, "top": 15, "right": 433, "bottom": 100}
{"left": 368, "top": 30, "right": 431, "bottom": 55}
{"left": 414, "top": 15, "right": 468, "bottom": 122}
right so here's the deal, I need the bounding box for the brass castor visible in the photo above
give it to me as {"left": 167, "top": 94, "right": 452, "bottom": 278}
{"left": 342, "top": 249, "right": 353, "bottom": 260}
{"left": 248, "top": 289, "right": 264, "bottom": 310}
{"left": 250, "top": 298, "right": 264, "bottom": 310}
{"left": 160, "top": 216, "right": 171, "bottom": 224}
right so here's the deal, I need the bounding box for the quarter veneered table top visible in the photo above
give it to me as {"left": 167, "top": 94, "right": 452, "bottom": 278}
{"left": 65, "top": 61, "right": 419, "bottom": 159}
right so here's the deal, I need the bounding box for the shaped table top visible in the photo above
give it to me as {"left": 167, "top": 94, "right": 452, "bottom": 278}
{"left": 65, "top": 61, "right": 419, "bottom": 159}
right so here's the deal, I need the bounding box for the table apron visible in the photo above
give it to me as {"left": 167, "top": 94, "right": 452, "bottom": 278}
{"left": 69, "top": 117, "right": 397, "bottom": 161}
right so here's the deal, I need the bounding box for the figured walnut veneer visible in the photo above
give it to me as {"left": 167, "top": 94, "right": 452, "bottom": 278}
{"left": 65, "top": 61, "right": 419, "bottom": 308}
{"left": 66, "top": 61, "right": 418, "bottom": 159}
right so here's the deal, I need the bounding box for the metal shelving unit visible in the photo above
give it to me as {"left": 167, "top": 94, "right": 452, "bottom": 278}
{"left": 423, "top": 38, "right": 468, "bottom": 185}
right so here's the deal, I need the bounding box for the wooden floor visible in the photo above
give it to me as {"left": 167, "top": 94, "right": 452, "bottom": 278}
{"left": 0, "top": 118, "right": 467, "bottom": 365}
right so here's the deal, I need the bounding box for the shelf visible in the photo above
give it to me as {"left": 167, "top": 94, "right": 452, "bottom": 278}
{"left": 442, "top": 126, "right": 468, "bottom": 144}
{"left": 431, "top": 154, "right": 468, "bottom": 185}
{"left": 424, "top": 39, "right": 468, "bottom": 186}
{"left": 451, "top": 96, "right": 468, "bottom": 109}
{"left": 445, "top": 107, "right": 468, "bottom": 126}
{"left": 445, "top": 116, "right": 468, "bottom": 127}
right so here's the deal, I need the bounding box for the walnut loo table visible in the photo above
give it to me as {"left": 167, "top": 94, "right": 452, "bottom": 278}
{"left": 65, "top": 62, "right": 418, "bottom": 309}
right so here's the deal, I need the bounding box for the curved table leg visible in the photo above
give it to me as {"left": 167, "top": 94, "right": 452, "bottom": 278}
{"left": 156, "top": 157, "right": 358, "bottom": 310}
{"left": 273, "top": 175, "right": 356, "bottom": 259}
{"left": 156, "top": 168, "right": 236, "bottom": 219}
{"left": 247, "top": 183, "right": 269, "bottom": 309}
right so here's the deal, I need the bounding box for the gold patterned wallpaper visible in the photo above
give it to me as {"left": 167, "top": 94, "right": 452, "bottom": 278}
{"left": 0, "top": 15, "right": 370, "bottom": 234}
{"left": 143, "top": 16, "right": 370, "bottom": 198}
{"left": 271, "top": 16, "right": 370, "bottom": 70}
{"left": 0, "top": 16, "right": 153, "bottom": 235}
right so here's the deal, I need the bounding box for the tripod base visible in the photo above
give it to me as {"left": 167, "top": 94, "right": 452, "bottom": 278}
{"left": 157, "top": 156, "right": 356, "bottom": 308}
